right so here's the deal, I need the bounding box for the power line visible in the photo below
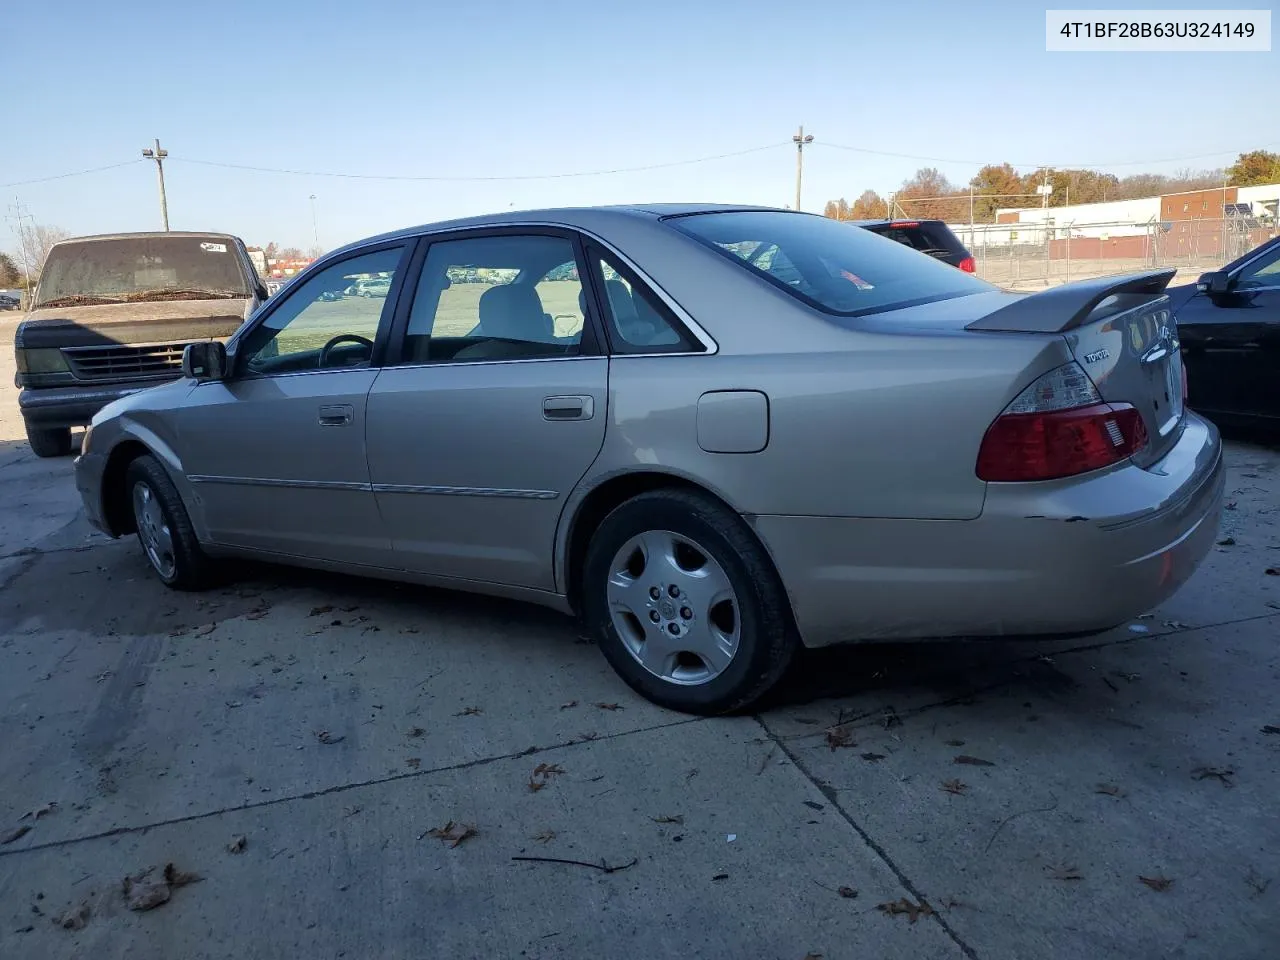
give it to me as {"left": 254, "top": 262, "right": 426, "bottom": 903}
{"left": 166, "top": 143, "right": 790, "bottom": 182}
{"left": 0, "top": 159, "right": 143, "bottom": 189}
{"left": 814, "top": 141, "right": 1276, "bottom": 169}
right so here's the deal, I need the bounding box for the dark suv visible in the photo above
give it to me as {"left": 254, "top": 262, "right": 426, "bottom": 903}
{"left": 853, "top": 219, "right": 975, "bottom": 273}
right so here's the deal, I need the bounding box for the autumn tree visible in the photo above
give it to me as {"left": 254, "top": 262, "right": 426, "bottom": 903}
{"left": 0, "top": 253, "right": 20, "bottom": 287}
{"left": 848, "top": 190, "right": 888, "bottom": 219}
{"left": 1226, "top": 150, "right": 1280, "bottom": 186}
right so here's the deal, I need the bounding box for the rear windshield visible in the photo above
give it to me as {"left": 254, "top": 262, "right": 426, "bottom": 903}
{"left": 868, "top": 223, "right": 962, "bottom": 255}
{"left": 35, "top": 236, "right": 251, "bottom": 308}
{"left": 671, "top": 211, "right": 989, "bottom": 317}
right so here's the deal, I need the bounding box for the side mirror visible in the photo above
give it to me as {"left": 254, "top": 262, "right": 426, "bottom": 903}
{"left": 182, "top": 341, "right": 228, "bottom": 381}
{"left": 1196, "top": 271, "right": 1231, "bottom": 294}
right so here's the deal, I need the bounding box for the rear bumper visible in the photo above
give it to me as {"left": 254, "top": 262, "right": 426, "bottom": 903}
{"left": 752, "top": 413, "right": 1225, "bottom": 647}
{"left": 18, "top": 382, "right": 162, "bottom": 429}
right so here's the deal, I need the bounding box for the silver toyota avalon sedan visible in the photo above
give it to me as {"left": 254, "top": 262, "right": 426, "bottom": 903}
{"left": 74, "top": 204, "right": 1224, "bottom": 714}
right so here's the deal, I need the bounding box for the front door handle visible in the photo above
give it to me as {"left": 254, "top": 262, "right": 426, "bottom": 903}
{"left": 542, "top": 396, "right": 594, "bottom": 421}
{"left": 318, "top": 403, "right": 354, "bottom": 426}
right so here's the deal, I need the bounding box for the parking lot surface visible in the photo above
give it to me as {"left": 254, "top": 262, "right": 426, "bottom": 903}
{"left": 1, "top": 317, "right": 1278, "bottom": 960}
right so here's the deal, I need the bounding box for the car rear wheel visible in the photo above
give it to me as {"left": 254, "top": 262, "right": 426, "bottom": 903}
{"left": 582, "top": 489, "right": 797, "bottom": 715}
{"left": 26, "top": 425, "right": 73, "bottom": 458}
{"left": 125, "top": 454, "right": 216, "bottom": 591}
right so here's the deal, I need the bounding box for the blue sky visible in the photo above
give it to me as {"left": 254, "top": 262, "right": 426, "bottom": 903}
{"left": 4, "top": 0, "right": 1276, "bottom": 252}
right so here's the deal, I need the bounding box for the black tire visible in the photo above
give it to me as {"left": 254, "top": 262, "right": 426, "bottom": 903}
{"left": 124, "top": 454, "right": 217, "bottom": 591}
{"left": 26, "top": 424, "right": 73, "bottom": 458}
{"left": 581, "top": 489, "right": 798, "bottom": 715}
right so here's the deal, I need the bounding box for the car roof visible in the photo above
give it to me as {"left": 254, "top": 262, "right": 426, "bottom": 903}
{"left": 334, "top": 203, "right": 802, "bottom": 255}
{"left": 49, "top": 231, "right": 242, "bottom": 246}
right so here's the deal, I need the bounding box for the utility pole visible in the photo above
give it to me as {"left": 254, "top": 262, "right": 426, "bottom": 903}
{"left": 6, "top": 198, "right": 36, "bottom": 301}
{"left": 141, "top": 139, "right": 170, "bottom": 231}
{"left": 309, "top": 194, "right": 319, "bottom": 247}
{"left": 792, "top": 126, "right": 813, "bottom": 212}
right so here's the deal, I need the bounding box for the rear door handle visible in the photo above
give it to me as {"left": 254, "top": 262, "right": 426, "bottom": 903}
{"left": 542, "top": 396, "right": 594, "bottom": 421}
{"left": 318, "top": 403, "right": 354, "bottom": 426}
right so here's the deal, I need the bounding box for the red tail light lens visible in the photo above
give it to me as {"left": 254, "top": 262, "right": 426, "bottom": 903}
{"left": 958, "top": 256, "right": 976, "bottom": 273}
{"left": 976, "top": 363, "right": 1149, "bottom": 482}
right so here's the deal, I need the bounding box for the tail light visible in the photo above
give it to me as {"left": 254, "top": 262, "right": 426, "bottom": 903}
{"left": 958, "top": 256, "right": 976, "bottom": 273}
{"left": 976, "top": 362, "right": 1149, "bottom": 482}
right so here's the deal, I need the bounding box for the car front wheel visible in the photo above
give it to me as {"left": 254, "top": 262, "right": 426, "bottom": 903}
{"left": 581, "top": 489, "right": 797, "bottom": 715}
{"left": 26, "top": 424, "right": 73, "bottom": 458}
{"left": 126, "top": 454, "right": 216, "bottom": 590}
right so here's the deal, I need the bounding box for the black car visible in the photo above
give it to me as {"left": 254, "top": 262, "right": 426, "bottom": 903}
{"left": 1172, "top": 234, "right": 1279, "bottom": 428}
{"left": 853, "top": 219, "right": 975, "bottom": 273}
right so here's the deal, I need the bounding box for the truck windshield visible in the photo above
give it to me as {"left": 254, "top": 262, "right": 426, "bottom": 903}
{"left": 34, "top": 236, "right": 252, "bottom": 308}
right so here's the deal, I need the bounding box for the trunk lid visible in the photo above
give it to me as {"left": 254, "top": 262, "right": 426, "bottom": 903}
{"left": 964, "top": 270, "right": 1185, "bottom": 467}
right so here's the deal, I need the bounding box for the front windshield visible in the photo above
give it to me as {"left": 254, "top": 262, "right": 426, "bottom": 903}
{"left": 34, "top": 236, "right": 252, "bottom": 308}
{"left": 671, "top": 210, "right": 992, "bottom": 317}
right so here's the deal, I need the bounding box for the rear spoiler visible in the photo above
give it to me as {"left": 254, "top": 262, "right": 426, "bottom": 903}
{"left": 965, "top": 269, "right": 1176, "bottom": 334}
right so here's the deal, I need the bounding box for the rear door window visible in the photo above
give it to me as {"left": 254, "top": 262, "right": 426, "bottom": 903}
{"left": 671, "top": 211, "right": 990, "bottom": 317}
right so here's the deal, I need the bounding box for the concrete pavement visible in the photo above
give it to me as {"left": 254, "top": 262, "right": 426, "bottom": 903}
{"left": 1, "top": 318, "right": 1278, "bottom": 959}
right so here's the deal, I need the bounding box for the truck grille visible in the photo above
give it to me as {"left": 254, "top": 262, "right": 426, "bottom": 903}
{"left": 64, "top": 343, "right": 190, "bottom": 381}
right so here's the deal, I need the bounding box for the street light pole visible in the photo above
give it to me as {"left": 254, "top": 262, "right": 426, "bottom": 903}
{"left": 792, "top": 125, "right": 814, "bottom": 212}
{"left": 309, "top": 194, "right": 319, "bottom": 247}
{"left": 141, "top": 139, "right": 170, "bottom": 231}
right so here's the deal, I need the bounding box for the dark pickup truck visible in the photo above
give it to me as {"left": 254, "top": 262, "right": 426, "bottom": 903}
{"left": 14, "top": 231, "right": 266, "bottom": 456}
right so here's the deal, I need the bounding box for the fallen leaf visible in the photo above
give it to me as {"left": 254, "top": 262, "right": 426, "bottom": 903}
{"left": 881, "top": 708, "right": 902, "bottom": 730}
{"left": 1048, "top": 865, "right": 1083, "bottom": 880}
{"left": 1, "top": 825, "right": 31, "bottom": 845}
{"left": 455, "top": 706, "right": 482, "bottom": 717}
{"left": 803, "top": 954, "right": 824, "bottom": 960}
{"left": 1225, "top": 500, "right": 1237, "bottom": 510}
{"left": 1095, "top": 783, "right": 1126, "bottom": 797}
{"left": 227, "top": 835, "right": 247, "bottom": 854}
{"left": 944, "top": 739, "right": 965, "bottom": 747}
{"left": 1191, "top": 766, "right": 1235, "bottom": 787}
{"left": 954, "top": 755, "right": 995, "bottom": 767}
{"left": 1262, "top": 725, "right": 1280, "bottom": 735}
{"left": 802, "top": 800, "right": 824, "bottom": 811}
{"left": 315, "top": 730, "right": 345, "bottom": 745}
{"left": 877, "top": 897, "right": 934, "bottom": 923}
{"left": 941, "top": 778, "right": 967, "bottom": 795}
{"left": 1162, "top": 619, "right": 1188, "bottom": 629}
{"left": 532, "top": 829, "right": 556, "bottom": 843}
{"left": 1139, "top": 875, "right": 1174, "bottom": 892}
{"left": 860, "top": 752, "right": 886, "bottom": 762}
{"left": 1216, "top": 537, "right": 1236, "bottom": 546}
{"left": 405, "top": 758, "right": 421, "bottom": 769}
{"left": 527, "top": 778, "right": 545, "bottom": 793}
{"left": 837, "top": 886, "right": 858, "bottom": 899}
{"left": 825, "top": 726, "right": 854, "bottom": 750}
{"left": 406, "top": 727, "right": 425, "bottom": 738}
{"left": 163, "top": 863, "right": 201, "bottom": 887}
{"left": 194, "top": 624, "right": 215, "bottom": 636}
{"left": 425, "top": 821, "right": 477, "bottom": 848}
{"left": 651, "top": 815, "right": 684, "bottom": 825}
{"left": 55, "top": 900, "right": 91, "bottom": 930}
{"left": 533, "top": 763, "right": 565, "bottom": 778}
{"left": 712, "top": 872, "right": 729, "bottom": 881}
{"left": 594, "top": 702, "right": 623, "bottom": 711}
{"left": 21, "top": 802, "right": 57, "bottom": 821}
{"left": 560, "top": 700, "right": 578, "bottom": 710}
{"left": 308, "top": 605, "right": 333, "bottom": 616}
{"left": 1266, "top": 568, "right": 1280, "bottom": 576}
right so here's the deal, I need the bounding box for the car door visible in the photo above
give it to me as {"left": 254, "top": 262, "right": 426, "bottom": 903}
{"left": 173, "top": 243, "right": 410, "bottom": 565}
{"left": 365, "top": 229, "right": 607, "bottom": 591}
{"left": 1179, "top": 240, "right": 1280, "bottom": 420}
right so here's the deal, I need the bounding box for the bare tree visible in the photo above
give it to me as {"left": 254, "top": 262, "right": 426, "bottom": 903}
{"left": 12, "top": 222, "right": 72, "bottom": 281}
{"left": 306, "top": 245, "right": 325, "bottom": 259}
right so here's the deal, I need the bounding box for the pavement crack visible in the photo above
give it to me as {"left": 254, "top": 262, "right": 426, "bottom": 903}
{"left": 0, "top": 714, "right": 704, "bottom": 859}
{"left": 756, "top": 715, "right": 980, "bottom": 960}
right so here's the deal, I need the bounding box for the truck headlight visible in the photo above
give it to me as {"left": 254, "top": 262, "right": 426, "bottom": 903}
{"left": 15, "top": 348, "right": 70, "bottom": 374}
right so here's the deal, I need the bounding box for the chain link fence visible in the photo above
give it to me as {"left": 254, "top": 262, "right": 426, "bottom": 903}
{"left": 949, "top": 217, "right": 1275, "bottom": 290}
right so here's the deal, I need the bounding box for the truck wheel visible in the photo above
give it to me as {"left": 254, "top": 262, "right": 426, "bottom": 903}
{"left": 26, "top": 425, "right": 73, "bottom": 458}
